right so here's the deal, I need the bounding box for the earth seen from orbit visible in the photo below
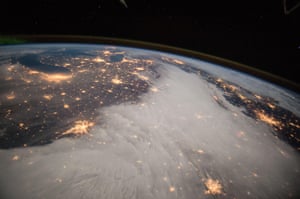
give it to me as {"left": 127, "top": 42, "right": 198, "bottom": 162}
{"left": 0, "top": 43, "right": 299, "bottom": 199}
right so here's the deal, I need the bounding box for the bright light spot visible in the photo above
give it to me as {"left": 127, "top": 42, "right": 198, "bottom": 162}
{"left": 122, "top": 58, "right": 138, "bottom": 64}
{"left": 254, "top": 94, "right": 262, "bottom": 99}
{"left": 228, "top": 84, "right": 238, "bottom": 91}
{"left": 162, "top": 57, "right": 184, "bottom": 65}
{"left": 169, "top": 186, "right": 176, "bottom": 192}
{"left": 136, "top": 160, "right": 143, "bottom": 164}
{"left": 150, "top": 87, "right": 159, "bottom": 92}
{"left": 267, "top": 103, "right": 276, "bottom": 109}
{"left": 237, "top": 93, "right": 246, "bottom": 100}
{"left": 64, "top": 104, "right": 70, "bottom": 109}
{"left": 289, "top": 122, "right": 300, "bottom": 128}
{"left": 41, "top": 73, "right": 72, "bottom": 83}
{"left": 61, "top": 92, "right": 66, "bottom": 96}
{"left": 19, "top": 123, "right": 25, "bottom": 128}
{"left": 12, "top": 155, "right": 19, "bottom": 161}
{"left": 55, "top": 178, "right": 63, "bottom": 183}
{"left": 216, "top": 78, "right": 223, "bottom": 83}
{"left": 197, "top": 149, "right": 205, "bottom": 154}
{"left": 195, "top": 114, "right": 203, "bottom": 119}
{"left": 135, "top": 67, "right": 145, "bottom": 71}
{"left": 93, "top": 57, "right": 105, "bottom": 62}
{"left": 22, "top": 78, "right": 32, "bottom": 83}
{"left": 204, "top": 178, "right": 223, "bottom": 195}
{"left": 6, "top": 92, "right": 15, "bottom": 100}
{"left": 7, "top": 65, "right": 15, "bottom": 72}
{"left": 78, "top": 69, "right": 88, "bottom": 73}
{"left": 131, "top": 72, "right": 149, "bottom": 81}
{"left": 103, "top": 50, "right": 112, "bottom": 56}
{"left": 112, "top": 76, "right": 123, "bottom": 84}
{"left": 236, "top": 131, "right": 245, "bottom": 138}
{"left": 213, "top": 95, "right": 218, "bottom": 101}
{"left": 173, "top": 59, "right": 184, "bottom": 65}
{"left": 43, "top": 94, "right": 53, "bottom": 100}
{"left": 62, "top": 120, "right": 94, "bottom": 136}
{"left": 75, "top": 97, "right": 81, "bottom": 101}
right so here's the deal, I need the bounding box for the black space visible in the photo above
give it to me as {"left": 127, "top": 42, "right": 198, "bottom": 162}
{"left": 1, "top": 1, "right": 300, "bottom": 87}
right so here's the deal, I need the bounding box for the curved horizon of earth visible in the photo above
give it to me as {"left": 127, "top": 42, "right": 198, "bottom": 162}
{"left": 0, "top": 43, "right": 299, "bottom": 199}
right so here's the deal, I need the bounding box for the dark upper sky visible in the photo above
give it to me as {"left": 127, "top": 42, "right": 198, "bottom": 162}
{"left": 1, "top": 0, "right": 300, "bottom": 87}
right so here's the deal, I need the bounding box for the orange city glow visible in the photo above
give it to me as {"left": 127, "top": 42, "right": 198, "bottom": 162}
{"left": 255, "top": 110, "right": 283, "bottom": 128}
{"left": 204, "top": 178, "right": 223, "bottom": 195}
{"left": 40, "top": 73, "right": 72, "bottom": 83}
{"left": 62, "top": 120, "right": 95, "bottom": 136}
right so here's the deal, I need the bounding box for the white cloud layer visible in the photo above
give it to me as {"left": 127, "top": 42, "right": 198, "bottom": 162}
{"left": 0, "top": 63, "right": 299, "bottom": 199}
